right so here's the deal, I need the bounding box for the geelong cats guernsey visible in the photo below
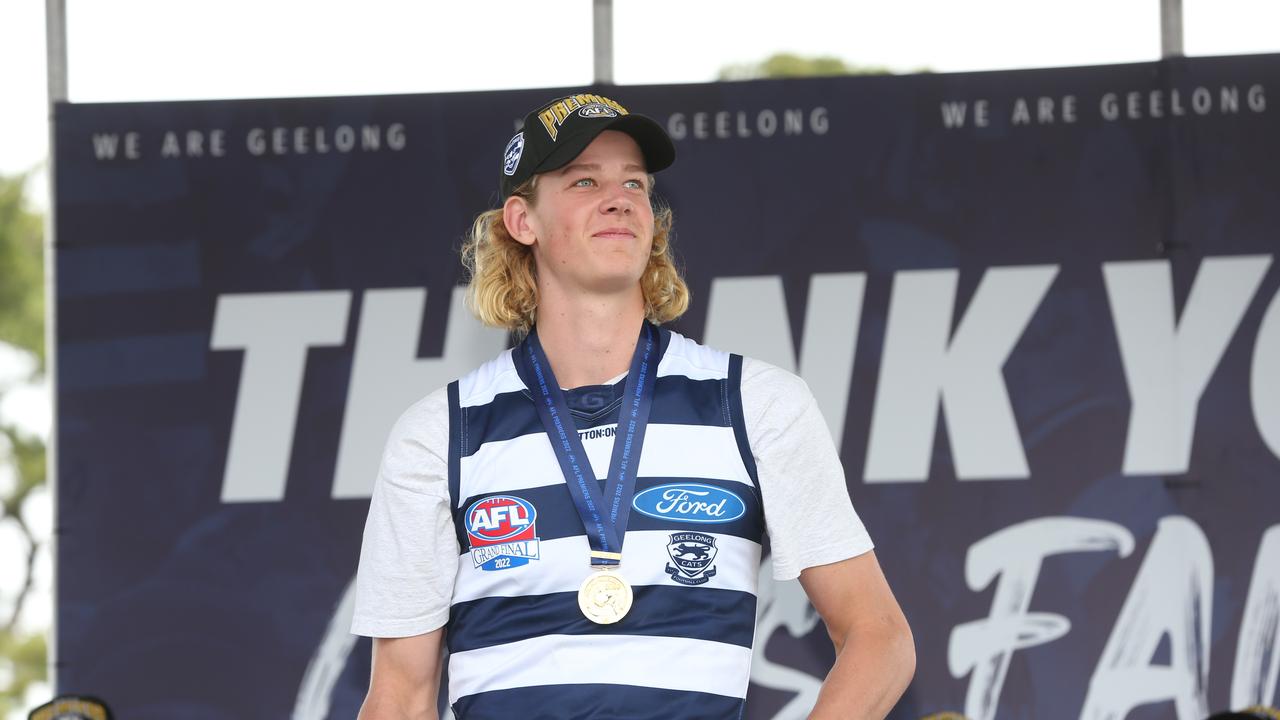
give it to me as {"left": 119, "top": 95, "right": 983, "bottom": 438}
{"left": 445, "top": 328, "right": 764, "bottom": 719}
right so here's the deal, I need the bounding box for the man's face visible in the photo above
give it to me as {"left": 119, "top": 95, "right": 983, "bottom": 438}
{"left": 515, "top": 130, "right": 655, "bottom": 298}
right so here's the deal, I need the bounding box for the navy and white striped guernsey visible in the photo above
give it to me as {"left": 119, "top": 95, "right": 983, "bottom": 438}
{"left": 444, "top": 327, "right": 765, "bottom": 719}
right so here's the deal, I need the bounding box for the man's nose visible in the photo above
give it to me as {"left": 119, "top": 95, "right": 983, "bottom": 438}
{"left": 601, "top": 188, "right": 633, "bottom": 214}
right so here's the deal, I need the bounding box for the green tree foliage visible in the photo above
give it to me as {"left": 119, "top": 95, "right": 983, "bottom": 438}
{"left": 0, "top": 175, "right": 43, "bottom": 366}
{"left": 0, "top": 626, "right": 46, "bottom": 717}
{"left": 719, "top": 52, "right": 926, "bottom": 80}
{"left": 0, "top": 171, "right": 47, "bottom": 716}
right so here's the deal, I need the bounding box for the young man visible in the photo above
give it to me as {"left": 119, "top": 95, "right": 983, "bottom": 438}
{"left": 352, "top": 93, "right": 915, "bottom": 719}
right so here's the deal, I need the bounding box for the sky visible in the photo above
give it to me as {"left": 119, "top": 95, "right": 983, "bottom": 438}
{"left": 3, "top": 0, "right": 1280, "bottom": 190}
{"left": 0, "top": 0, "right": 1276, "bottom": 712}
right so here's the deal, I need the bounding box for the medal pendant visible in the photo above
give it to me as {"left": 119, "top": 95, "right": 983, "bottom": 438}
{"left": 578, "top": 570, "right": 633, "bottom": 624}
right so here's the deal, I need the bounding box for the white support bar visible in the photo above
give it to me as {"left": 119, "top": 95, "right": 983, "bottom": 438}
{"left": 44, "top": 0, "right": 67, "bottom": 693}
{"left": 46, "top": 0, "right": 68, "bottom": 102}
{"left": 1161, "top": 0, "right": 1184, "bottom": 58}
{"left": 593, "top": 0, "right": 614, "bottom": 85}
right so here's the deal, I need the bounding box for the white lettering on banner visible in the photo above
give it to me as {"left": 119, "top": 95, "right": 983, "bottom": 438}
{"left": 784, "top": 109, "right": 804, "bottom": 135}
{"left": 331, "top": 287, "right": 506, "bottom": 499}
{"left": 665, "top": 107, "right": 829, "bottom": 141}
{"left": 811, "top": 107, "right": 829, "bottom": 134}
{"left": 978, "top": 96, "right": 1081, "bottom": 127}
{"left": 703, "top": 273, "right": 865, "bottom": 447}
{"left": 1252, "top": 287, "right": 1280, "bottom": 459}
{"left": 210, "top": 258, "right": 1278, "bottom": 501}
{"left": 714, "top": 112, "right": 730, "bottom": 139}
{"left": 865, "top": 265, "right": 1058, "bottom": 482}
{"left": 1233, "top": 526, "right": 1280, "bottom": 707}
{"left": 940, "top": 100, "right": 992, "bottom": 129}
{"left": 940, "top": 102, "right": 966, "bottom": 128}
{"left": 244, "top": 124, "right": 406, "bottom": 156}
{"left": 1063, "top": 95, "right": 1079, "bottom": 122}
{"left": 210, "top": 291, "right": 351, "bottom": 502}
{"left": 155, "top": 130, "right": 228, "bottom": 158}
{"left": 948, "top": 517, "right": 1134, "bottom": 720}
{"left": 1012, "top": 98, "right": 1031, "bottom": 125}
{"left": 947, "top": 85, "right": 1264, "bottom": 129}
{"left": 1100, "top": 85, "right": 1267, "bottom": 121}
{"left": 335, "top": 126, "right": 355, "bottom": 152}
{"left": 161, "top": 132, "right": 181, "bottom": 158}
{"left": 1250, "top": 84, "right": 1268, "bottom": 111}
{"left": 1082, "top": 517, "right": 1213, "bottom": 720}
{"left": 91, "top": 134, "right": 121, "bottom": 159}
{"left": 91, "top": 132, "right": 142, "bottom": 160}
{"left": 1038, "top": 97, "right": 1056, "bottom": 123}
{"left": 1103, "top": 256, "right": 1271, "bottom": 475}
{"left": 758, "top": 110, "right": 777, "bottom": 137}
{"left": 291, "top": 518, "right": 1280, "bottom": 719}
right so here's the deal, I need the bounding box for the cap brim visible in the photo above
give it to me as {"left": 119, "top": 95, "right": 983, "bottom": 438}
{"left": 534, "top": 113, "right": 675, "bottom": 178}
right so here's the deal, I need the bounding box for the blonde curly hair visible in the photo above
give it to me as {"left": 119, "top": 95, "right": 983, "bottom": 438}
{"left": 460, "top": 177, "right": 690, "bottom": 334}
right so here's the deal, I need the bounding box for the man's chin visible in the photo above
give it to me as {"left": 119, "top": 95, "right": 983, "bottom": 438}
{"left": 581, "top": 273, "right": 647, "bottom": 297}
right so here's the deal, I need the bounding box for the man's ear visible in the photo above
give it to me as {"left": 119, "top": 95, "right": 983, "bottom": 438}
{"left": 503, "top": 196, "right": 537, "bottom": 247}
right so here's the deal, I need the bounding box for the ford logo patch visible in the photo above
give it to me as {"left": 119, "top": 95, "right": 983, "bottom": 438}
{"left": 632, "top": 483, "right": 745, "bottom": 524}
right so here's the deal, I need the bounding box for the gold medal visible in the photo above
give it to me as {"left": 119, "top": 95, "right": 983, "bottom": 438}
{"left": 578, "top": 570, "right": 633, "bottom": 624}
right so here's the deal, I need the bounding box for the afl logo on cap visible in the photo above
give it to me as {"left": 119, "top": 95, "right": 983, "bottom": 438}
{"left": 465, "top": 495, "right": 541, "bottom": 571}
{"left": 502, "top": 131, "right": 524, "bottom": 176}
{"left": 578, "top": 103, "right": 619, "bottom": 119}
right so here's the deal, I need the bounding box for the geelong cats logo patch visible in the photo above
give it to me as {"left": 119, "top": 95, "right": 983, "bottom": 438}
{"left": 465, "top": 495, "right": 541, "bottom": 571}
{"left": 666, "top": 532, "right": 718, "bottom": 585}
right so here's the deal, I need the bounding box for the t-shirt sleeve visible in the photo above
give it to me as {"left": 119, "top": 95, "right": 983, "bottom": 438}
{"left": 740, "top": 357, "right": 874, "bottom": 581}
{"left": 350, "top": 386, "right": 459, "bottom": 638}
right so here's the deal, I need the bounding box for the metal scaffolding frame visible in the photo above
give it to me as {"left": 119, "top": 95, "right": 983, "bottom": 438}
{"left": 36, "top": 0, "right": 1189, "bottom": 695}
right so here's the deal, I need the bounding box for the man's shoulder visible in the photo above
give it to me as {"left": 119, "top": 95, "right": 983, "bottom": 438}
{"left": 659, "top": 333, "right": 810, "bottom": 403}
{"left": 659, "top": 329, "right": 733, "bottom": 380}
{"left": 391, "top": 385, "right": 450, "bottom": 438}
{"left": 735, "top": 356, "right": 814, "bottom": 415}
{"left": 738, "top": 356, "right": 808, "bottom": 392}
{"left": 456, "top": 347, "right": 522, "bottom": 408}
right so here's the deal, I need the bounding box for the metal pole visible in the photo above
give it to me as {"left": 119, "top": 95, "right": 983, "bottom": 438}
{"left": 44, "top": 0, "right": 67, "bottom": 694}
{"left": 593, "top": 0, "right": 614, "bottom": 85}
{"left": 47, "top": 0, "right": 68, "bottom": 102}
{"left": 1161, "top": 0, "right": 1184, "bottom": 57}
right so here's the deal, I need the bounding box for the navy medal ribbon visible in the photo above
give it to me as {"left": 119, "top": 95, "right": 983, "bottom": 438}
{"left": 512, "top": 322, "right": 660, "bottom": 567}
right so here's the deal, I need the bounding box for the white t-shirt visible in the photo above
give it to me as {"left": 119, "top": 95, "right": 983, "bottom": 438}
{"left": 351, "top": 356, "right": 873, "bottom": 638}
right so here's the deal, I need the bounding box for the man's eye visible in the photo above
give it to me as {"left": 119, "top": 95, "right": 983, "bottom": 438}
{"left": 574, "top": 178, "right": 595, "bottom": 187}
{"left": 624, "top": 179, "right": 646, "bottom": 190}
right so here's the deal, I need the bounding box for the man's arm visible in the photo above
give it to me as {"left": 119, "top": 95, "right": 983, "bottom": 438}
{"left": 358, "top": 629, "right": 445, "bottom": 720}
{"left": 799, "top": 550, "right": 916, "bottom": 719}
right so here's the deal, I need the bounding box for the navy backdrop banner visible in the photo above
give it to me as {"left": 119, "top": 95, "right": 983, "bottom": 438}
{"left": 54, "top": 55, "right": 1280, "bottom": 719}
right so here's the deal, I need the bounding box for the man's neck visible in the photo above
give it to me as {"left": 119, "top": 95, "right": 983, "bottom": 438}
{"left": 534, "top": 287, "right": 647, "bottom": 389}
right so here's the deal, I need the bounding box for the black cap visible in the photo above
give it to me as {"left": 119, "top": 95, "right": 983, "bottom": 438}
{"left": 500, "top": 93, "right": 675, "bottom": 199}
